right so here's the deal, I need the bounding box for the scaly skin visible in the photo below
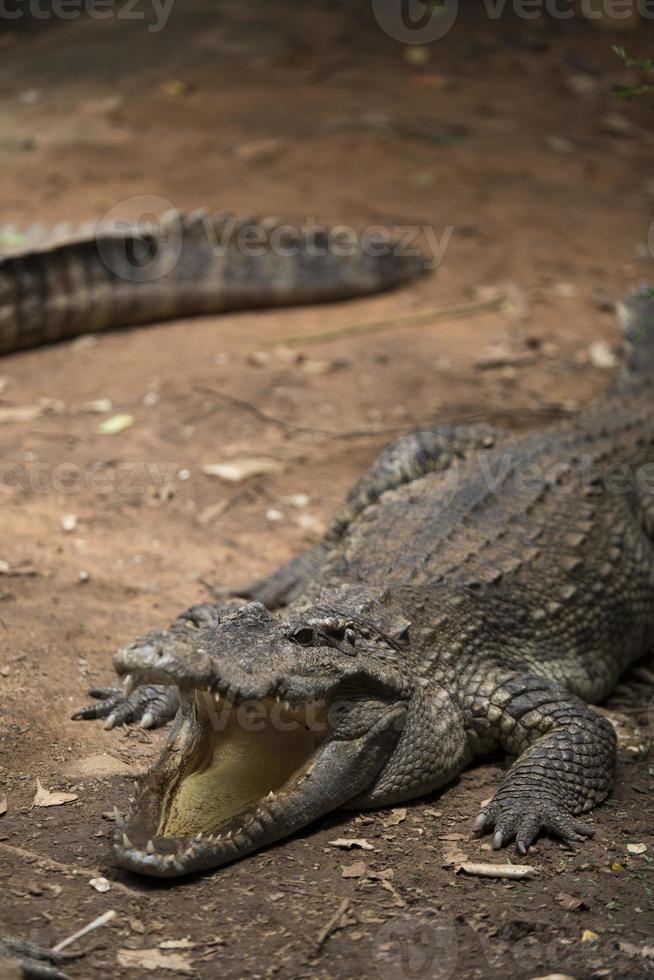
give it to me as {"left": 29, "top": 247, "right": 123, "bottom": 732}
{"left": 74, "top": 289, "right": 654, "bottom": 877}
{"left": 0, "top": 211, "right": 427, "bottom": 354}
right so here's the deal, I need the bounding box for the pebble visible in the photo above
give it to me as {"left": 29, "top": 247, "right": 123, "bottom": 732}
{"left": 588, "top": 341, "right": 618, "bottom": 370}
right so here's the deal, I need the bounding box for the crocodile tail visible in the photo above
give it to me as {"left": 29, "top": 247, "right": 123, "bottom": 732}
{"left": 617, "top": 285, "right": 654, "bottom": 381}
{"left": 0, "top": 211, "right": 429, "bottom": 356}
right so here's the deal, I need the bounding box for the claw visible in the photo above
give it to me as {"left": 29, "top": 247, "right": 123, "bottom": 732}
{"left": 473, "top": 812, "right": 488, "bottom": 832}
{"left": 122, "top": 833, "right": 133, "bottom": 849}
{"left": 140, "top": 711, "right": 155, "bottom": 729}
{"left": 146, "top": 839, "right": 156, "bottom": 854}
{"left": 104, "top": 713, "right": 117, "bottom": 731}
{"left": 492, "top": 830, "right": 503, "bottom": 849}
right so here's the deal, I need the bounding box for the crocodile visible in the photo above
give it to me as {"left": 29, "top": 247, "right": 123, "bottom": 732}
{"left": 68, "top": 288, "right": 654, "bottom": 878}
{"left": 0, "top": 210, "right": 427, "bottom": 354}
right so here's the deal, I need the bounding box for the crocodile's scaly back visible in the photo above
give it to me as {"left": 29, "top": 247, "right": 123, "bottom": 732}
{"left": 0, "top": 210, "right": 427, "bottom": 355}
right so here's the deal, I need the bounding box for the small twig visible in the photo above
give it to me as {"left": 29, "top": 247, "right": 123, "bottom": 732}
{"left": 52, "top": 910, "right": 117, "bottom": 953}
{"left": 457, "top": 862, "right": 536, "bottom": 880}
{"left": 193, "top": 384, "right": 407, "bottom": 439}
{"left": 194, "top": 385, "right": 569, "bottom": 445}
{"left": 271, "top": 296, "right": 504, "bottom": 348}
{"left": 315, "top": 898, "right": 350, "bottom": 952}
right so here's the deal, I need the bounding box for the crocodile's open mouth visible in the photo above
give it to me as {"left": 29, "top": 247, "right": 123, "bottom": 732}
{"left": 113, "top": 687, "right": 351, "bottom": 877}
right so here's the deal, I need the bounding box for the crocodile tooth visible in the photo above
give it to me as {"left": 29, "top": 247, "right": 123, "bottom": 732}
{"left": 266, "top": 791, "right": 274, "bottom": 801}
{"left": 194, "top": 833, "right": 203, "bottom": 841}
{"left": 123, "top": 673, "right": 137, "bottom": 697}
{"left": 146, "top": 840, "right": 156, "bottom": 854}
{"left": 122, "top": 833, "right": 133, "bottom": 849}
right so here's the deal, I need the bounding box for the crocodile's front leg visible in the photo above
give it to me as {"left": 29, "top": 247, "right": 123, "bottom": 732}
{"left": 463, "top": 671, "right": 617, "bottom": 853}
{"left": 72, "top": 602, "right": 231, "bottom": 729}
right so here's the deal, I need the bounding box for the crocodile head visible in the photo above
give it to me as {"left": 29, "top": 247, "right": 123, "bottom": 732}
{"left": 111, "top": 593, "right": 411, "bottom": 876}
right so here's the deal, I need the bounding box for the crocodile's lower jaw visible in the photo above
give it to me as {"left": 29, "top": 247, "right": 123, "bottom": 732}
{"left": 113, "top": 690, "right": 330, "bottom": 877}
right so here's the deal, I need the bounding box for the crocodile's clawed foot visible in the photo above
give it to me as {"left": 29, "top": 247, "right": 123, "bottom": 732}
{"left": 71, "top": 608, "right": 226, "bottom": 731}
{"left": 473, "top": 796, "right": 595, "bottom": 855}
{"left": 0, "top": 933, "right": 77, "bottom": 979}
{"left": 72, "top": 682, "right": 180, "bottom": 730}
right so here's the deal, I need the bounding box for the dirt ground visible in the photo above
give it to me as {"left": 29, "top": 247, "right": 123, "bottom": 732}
{"left": 0, "top": 2, "right": 653, "bottom": 977}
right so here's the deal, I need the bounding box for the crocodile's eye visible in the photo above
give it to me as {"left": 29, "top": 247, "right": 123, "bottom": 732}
{"left": 292, "top": 626, "right": 314, "bottom": 646}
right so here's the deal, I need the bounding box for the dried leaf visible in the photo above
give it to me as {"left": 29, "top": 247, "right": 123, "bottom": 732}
{"left": 555, "top": 892, "right": 586, "bottom": 911}
{"left": 328, "top": 838, "right": 374, "bottom": 851}
{"left": 32, "top": 778, "right": 78, "bottom": 808}
{"left": 439, "top": 832, "right": 466, "bottom": 841}
{"left": 203, "top": 458, "right": 282, "bottom": 483}
{"left": 581, "top": 929, "right": 599, "bottom": 943}
{"left": 383, "top": 808, "right": 407, "bottom": 827}
{"left": 367, "top": 868, "right": 394, "bottom": 881}
{"left": 99, "top": 414, "right": 135, "bottom": 435}
{"left": 341, "top": 860, "right": 368, "bottom": 879}
{"left": 618, "top": 941, "right": 654, "bottom": 960}
{"left": 626, "top": 842, "right": 648, "bottom": 855}
{"left": 441, "top": 848, "right": 468, "bottom": 868}
{"left": 117, "top": 948, "right": 194, "bottom": 973}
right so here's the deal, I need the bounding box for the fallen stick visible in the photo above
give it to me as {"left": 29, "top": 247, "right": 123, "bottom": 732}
{"left": 457, "top": 862, "right": 536, "bottom": 880}
{"left": 315, "top": 898, "right": 350, "bottom": 952}
{"left": 271, "top": 296, "right": 505, "bottom": 348}
{"left": 52, "top": 910, "right": 117, "bottom": 953}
